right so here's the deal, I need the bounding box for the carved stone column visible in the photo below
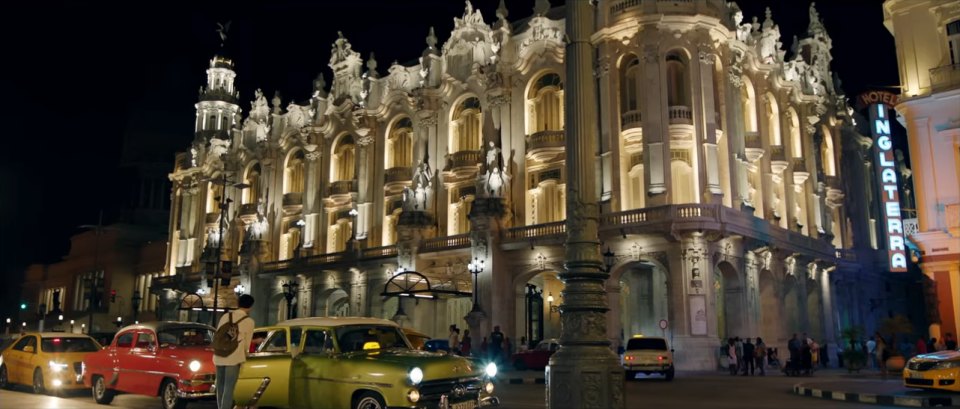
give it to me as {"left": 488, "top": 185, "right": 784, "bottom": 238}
{"left": 723, "top": 50, "right": 750, "bottom": 211}
{"left": 696, "top": 47, "right": 723, "bottom": 203}
{"left": 355, "top": 117, "right": 376, "bottom": 245}
{"left": 642, "top": 43, "right": 668, "bottom": 202}
{"left": 547, "top": 2, "right": 624, "bottom": 407}
{"left": 465, "top": 197, "right": 505, "bottom": 343}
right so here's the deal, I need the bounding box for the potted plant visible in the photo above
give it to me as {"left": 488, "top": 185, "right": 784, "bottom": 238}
{"left": 841, "top": 325, "right": 867, "bottom": 372}
{"left": 879, "top": 314, "right": 913, "bottom": 373}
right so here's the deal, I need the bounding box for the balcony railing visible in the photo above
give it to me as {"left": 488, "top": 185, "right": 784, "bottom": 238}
{"left": 422, "top": 233, "right": 471, "bottom": 251}
{"left": 239, "top": 203, "right": 259, "bottom": 223}
{"left": 282, "top": 192, "right": 303, "bottom": 207}
{"left": 384, "top": 167, "right": 413, "bottom": 184}
{"left": 199, "top": 88, "right": 239, "bottom": 104}
{"left": 609, "top": 0, "right": 642, "bottom": 17}
{"left": 930, "top": 64, "right": 960, "bottom": 92}
{"left": 668, "top": 106, "right": 692, "bottom": 125}
{"left": 527, "top": 130, "right": 565, "bottom": 151}
{"left": 744, "top": 132, "right": 762, "bottom": 149}
{"left": 505, "top": 221, "right": 566, "bottom": 239}
{"left": 835, "top": 248, "right": 857, "bottom": 262}
{"left": 621, "top": 110, "right": 642, "bottom": 131}
{"left": 330, "top": 180, "right": 356, "bottom": 195}
{"left": 444, "top": 150, "right": 482, "bottom": 172}
{"left": 362, "top": 245, "right": 398, "bottom": 258}
{"left": 770, "top": 145, "right": 785, "bottom": 162}
{"left": 791, "top": 157, "right": 807, "bottom": 172}
{"left": 824, "top": 175, "right": 841, "bottom": 190}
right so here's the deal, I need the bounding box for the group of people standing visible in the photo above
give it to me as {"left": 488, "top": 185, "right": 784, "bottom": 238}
{"left": 724, "top": 337, "right": 771, "bottom": 376}
{"left": 785, "top": 333, "right": 826, "bottom": 376}
{"left": 448, "top": 324, "right": 512, "bottom": 364}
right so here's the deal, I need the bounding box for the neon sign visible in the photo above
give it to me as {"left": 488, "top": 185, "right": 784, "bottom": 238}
{"left": 869, "top": 103, "right": 907, "bottom": 272}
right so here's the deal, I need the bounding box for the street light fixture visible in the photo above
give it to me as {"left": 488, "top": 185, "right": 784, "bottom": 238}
{"left": 348, "top": 208, "right": 359, "bottom": 249}
{"left": 602, "top": 247, "right": 616, "bottom": 273}
{"left": 467, "top": 258, "right": 485, "bottom": 312}
{"left": 208, "top": 174, "right": 249, "bottom": 326}
{"left": 281, "top": 280, "right": 299, "bottom": 320}
{"left": 547, "top": 292, "right": 561, "bottom": 315}
{"left": 294, "top": 219, "right": 306, "bottom": 259}
{"left": 234, "top": 284, "right": 246, "bottom": 295}
{"left": 70, "top": 320, "right": 75, "bottom": 334}
{"left": 115, "top": 316, "right": 122, "bottom": 329}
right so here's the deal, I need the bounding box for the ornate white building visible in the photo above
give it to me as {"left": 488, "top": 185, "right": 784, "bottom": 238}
{"left": 156, "top": 0, "right": 884, "bottom": 370}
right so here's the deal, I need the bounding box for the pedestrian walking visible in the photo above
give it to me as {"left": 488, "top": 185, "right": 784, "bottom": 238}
{"left": 490, "top": 325, "right": 505, "bottom": 364}
{"left": 866, "top": 336, "right": 877, "bottom": 369}
{"left": 448, "top": 324, "right": 460, "bottom": 354}
{"left": 755, "top": 337, "right": 767, "bottom": 375}
{"left": 461, "top": 329, "right": 473, "bottom": 356}
{"left": 787, "top": 333, "right": 801, "bottom": 376}
{"left": 875, "top": 333, "right": 887, "bottom": 373}
{"left": 741, "top": 338, "right": 755, "bottom": 375}
{"left": 213, "top": 294, "right": 255, "bottom": 409}
{"left": 727, "top": 338, "right": 738, "bottom": 376}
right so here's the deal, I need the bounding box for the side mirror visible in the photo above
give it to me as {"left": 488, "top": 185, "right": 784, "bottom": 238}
{"left": 148, "top": 344, "right": 158, "bottom": 353}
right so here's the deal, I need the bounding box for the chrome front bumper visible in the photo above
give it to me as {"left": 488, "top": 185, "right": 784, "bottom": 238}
{"left": 177, "top": 384, "right": 215, "bottom": 399}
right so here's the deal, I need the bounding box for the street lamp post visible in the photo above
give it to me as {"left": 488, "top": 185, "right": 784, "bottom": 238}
{"left": 115, "top": 316, "right": 122, "bottom": 329}
{"left": 281, "top": 281, "right": 299, "bottom": 320}
{"left": 70, "top": 320, "right": 75, "bottom": 334}
{"left": 131, "top": 290, "right": 142, "bottom": 324}
{"left": 467, "top": 258, "right": 485, "bottom": 312}
{"left": 210, "top": 174, "right": 249, "bottom": 326}
{"left": 294, "top": 219, "right": 306, "bottom": 259}
{"left": 80, "top": 210, "right": 105, "bottom": 336}
{"left": 348, "top": 208, "right": 359, "bottom": 251}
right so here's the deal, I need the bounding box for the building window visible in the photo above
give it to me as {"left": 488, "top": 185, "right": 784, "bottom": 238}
{"left": 526, "top": 73, "right": 564, "bottom": 134}
{"left": 285, "top": 150, "right": 306, "bottom": 193}
{"left": 242, "top": 162, "right": 262, "bottom": 205}
{"left": 331, "top": 135, "right": 356, "bottom": 182}
{"left": 74, "top": 271, "right": 104, "bottom": 312}
{"left": 947, "top": 20, "right": 960, "bottom": 65}
{"left": 450, "top": 97, "right": 481, "bottom": 153}
{"left": 386, "top": 118, "right": 413, "bottom": 169}
{"left": 665, "top": 53, "right": 690, "bottom": 107}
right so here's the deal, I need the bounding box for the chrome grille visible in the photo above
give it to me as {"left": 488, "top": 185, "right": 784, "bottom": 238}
{"left": 418, "top": 377, "right": 482, "bottom": 405}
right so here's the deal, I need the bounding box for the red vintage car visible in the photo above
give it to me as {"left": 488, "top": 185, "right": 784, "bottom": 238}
{"left": 82, "top": 322, "right": 216, "bottom": 409}
{"left": 511, "top": 338, "right": 560, "bottom": 370}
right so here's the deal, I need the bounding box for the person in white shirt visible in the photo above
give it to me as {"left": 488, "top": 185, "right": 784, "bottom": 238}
{"left": 448, "top": 324, "right": 460, "bottom": 355}
{"left": 213, "top": 294, "right": 256, "bottom": 409}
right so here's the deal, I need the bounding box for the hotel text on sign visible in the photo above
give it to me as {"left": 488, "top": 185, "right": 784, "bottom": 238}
{"left": 869, "top": 103, "right": 907, "bottom": 272}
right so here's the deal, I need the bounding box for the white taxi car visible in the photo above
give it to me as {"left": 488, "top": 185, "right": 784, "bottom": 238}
{"left": 622, "top": 335, "right": 674, "bottom": 381}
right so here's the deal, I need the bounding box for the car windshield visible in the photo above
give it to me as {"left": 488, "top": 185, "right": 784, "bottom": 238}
{"left": 158, "top": 326, "right": 214, "bottom": 347}
{"left": 335, "top": 325, "right": 410, "bottom": 353}
{"left": 41, "top": 337, "right": 100, "bottom": 353}
{"left": 626, "top": 338, "right": 667, "bottom": 350}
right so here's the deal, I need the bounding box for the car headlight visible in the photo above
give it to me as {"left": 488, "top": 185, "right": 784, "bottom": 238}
{"left": 935, "top": 361, "right": 960, "bottom": 370}
{"left": 485, "top": 362, "right": 498, "bottom": 377}
{"left": 49, "top": 362, "right": 68, "bottom": 373}
{"left": 484, "top": 380, "right": 495, "bottom": 394}
{"left": 409, "top": 367, "right": 424, "bottom": 385}
{"left": 189, "top": 360, "right": 201, "bottom": 372}
{"left": 407, "top": 389, "right": 421, "bottom": 403}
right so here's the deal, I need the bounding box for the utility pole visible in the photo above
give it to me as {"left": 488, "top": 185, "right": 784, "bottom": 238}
{"left": 211, "top": 174, "right": 246, "bottom": 326}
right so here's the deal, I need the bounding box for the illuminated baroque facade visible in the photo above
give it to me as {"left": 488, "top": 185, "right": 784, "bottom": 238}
{"left": 884, "top": 0, "right": 960, "bottom": 338}
{"left": 158, "top": 0, "right": 879, "bottom": 369}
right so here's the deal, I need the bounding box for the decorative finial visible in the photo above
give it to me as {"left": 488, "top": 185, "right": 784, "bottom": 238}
{"left": 313, "top": 73, "right": 327, "bottom": 97}
{"left": 367, "top": 52, "right": 378, "bottom": 78}
{"left": 763, "top": 7, "right": 773, "bottom": 29}
{"left": 808, "top": 2, "right": 825, "bottom": 35}
{"left": 216, "top": 21, "right": 231, "bottom": 47}
{"left": 496, "top": 0, "right": 509, "bottom": 21}
{"left": 426, "top": 26, "right": 438, "bottom": 49}
{"left": 534, "top": 0, "right": 550, "bottom": 16}
{"left": 272, "top": 91, "right": 282, "bottom": 114}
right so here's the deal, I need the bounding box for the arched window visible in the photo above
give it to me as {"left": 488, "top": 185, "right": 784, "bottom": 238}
{"left": 620, "top": 56, "right": 641, "bottom": 113}
{"left": 206, "top": 178, "right": 223, "bottom": 213}
{"left": 242, "top": 162, "right": 262, "bottom": 205}
{"left": 665, "top": 52, "right": 690, "bottom": 107}
{"left": 763, "top": 93, "right": 781, "bottom": 146}
{"left": 821, "top": 128, "right": 836, "bottom": 176}
{"left": 386, "top": 118, "right": 413, "bottom": 169}
{"left": 741, "top": 77, "right": 758, "bottom": 133}
{"left": 450, "top": 97, "right": 481, "bottom": 152}
{"left": 527, "top": 73, "right": 564, "bottom": 134}
{"left": 787, "top": 108, "right": 802, "bottom": 158}
{"left": 284, "top": 150, "right": 306, "bottom": 194}
{"left": 671, "top": 156, "right": 695, "bottom": 204}
{"left": 331, "top": 135, "right": 356, "bottom": 182}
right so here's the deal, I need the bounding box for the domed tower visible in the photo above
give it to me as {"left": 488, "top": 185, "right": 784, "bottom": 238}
{"left": 194, "top": 49, "right": 240, "bottom": 143}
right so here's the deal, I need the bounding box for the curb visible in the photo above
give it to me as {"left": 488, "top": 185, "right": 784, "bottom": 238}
{"left": 794, "top": 383, "right": 960, "bottom": 407}
{"left": 506, "top": 377, "right": 546, "bottom": 385}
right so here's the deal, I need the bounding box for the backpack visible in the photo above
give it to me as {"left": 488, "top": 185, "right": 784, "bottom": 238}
{"left": 213, "top": 312, "right": 250, "bottom": 357}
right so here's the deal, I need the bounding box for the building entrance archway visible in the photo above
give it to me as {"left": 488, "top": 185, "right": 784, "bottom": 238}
{"left": 619, "top": 264, "right": 669, "bottom": 339}
{"left": 716, "top": 262, "right": 745, "bottom": 340}
{"left": 520, "top": 271, "right": 562, "bottom": 345}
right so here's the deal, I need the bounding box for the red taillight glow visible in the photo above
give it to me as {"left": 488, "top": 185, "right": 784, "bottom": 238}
{"left": 53, "top": 338, "right": 61, "bottom": 344}
{"left": 625, "top": 356, "right": 634, "bottom": 361}
{"left": 658, "top": 356, "right": 664, "bottom": 361}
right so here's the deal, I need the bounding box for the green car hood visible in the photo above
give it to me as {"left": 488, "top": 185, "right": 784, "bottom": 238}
{"left": 348, "top": 349, "right": 482, "bottom": 380}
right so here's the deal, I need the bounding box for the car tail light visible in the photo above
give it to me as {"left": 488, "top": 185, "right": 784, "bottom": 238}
{"left": 658, "top": 356, "right": 665, "bottom": 361}
{"left": 624, "top": 356, "right": 634, "bottom": 361}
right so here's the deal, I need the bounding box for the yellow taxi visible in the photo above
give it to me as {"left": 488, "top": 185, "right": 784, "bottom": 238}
{"left": 233, "top": 317, "right": 499, "bottom": 409}
{"left": 622, "top": 335, "right": 674, "bottom": 381}
{"left": 402, "top": 328, "right": 432, "bottom": 351}
{"left": 0, "top": 332, "right": 102, "bottom": 394}
{"left": 904, "top": 350, "right": 960, "bottom": 391}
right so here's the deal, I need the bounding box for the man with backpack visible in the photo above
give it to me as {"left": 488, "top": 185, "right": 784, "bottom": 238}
{"left": 213, "top": 294, "right": 256, "bottom": 409}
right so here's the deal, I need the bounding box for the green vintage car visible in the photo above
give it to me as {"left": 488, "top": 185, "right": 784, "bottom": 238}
{"left": 233, "top": 317, "right": 499, "bottom": 409}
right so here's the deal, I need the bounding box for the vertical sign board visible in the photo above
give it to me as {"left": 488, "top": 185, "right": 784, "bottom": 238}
{"left": 868, "top": 102, "right": 908, "bottom": 272}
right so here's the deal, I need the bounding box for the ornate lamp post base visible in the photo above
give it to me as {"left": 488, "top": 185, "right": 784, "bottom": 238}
{"left": 548, "top": 348, "right": 624, "bottom": 409}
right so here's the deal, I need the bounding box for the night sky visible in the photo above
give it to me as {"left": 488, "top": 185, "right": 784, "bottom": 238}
{"left": 0, "top": 0, "right": 894, "bottom": 320}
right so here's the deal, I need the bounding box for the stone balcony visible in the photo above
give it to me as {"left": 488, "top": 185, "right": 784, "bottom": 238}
{"left": 621, "top": 110, "right": 642, "bottom": 131}
{"left": 792, "top": 158, "right": 809, "bottom": 185}
{"left": 238, "top": 203, "right": 259, "bottom": 224}
{"left": 526, "top": 130, "right": 565, "bottom": 162}
{"left": 769, "top": 145, "right": 788, "bottom": 175}
{"left": 443, "top": 150, "right": 482, "bottom": 179}
{"left": 744, "top": 132, "right": 764, "bottom": 163}
{"left": 205, "top": 212, "right": 220, "bottom": 226}
{"left": 330, "top": 180, "right": 356, "bottom": 196}
{"left": 384, "top": 167, "right": 413, "bottom": 194}
{"left": 282, "top": 192, "right": 303, "bottom": 215}
{"left": 930, "top": 63, "right": 960, "bottom": 93}
{"left": 824, "top": 175, "right": 844, "bottom": 203}
{"left": 668, "top": 105, "right": 693, "bottom": 125}
{"left": 609, "top": 0, "right": 719, "bottom": 22}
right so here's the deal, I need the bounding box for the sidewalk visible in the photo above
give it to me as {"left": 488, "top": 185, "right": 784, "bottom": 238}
{"left": 793, "top": 369, "right": 960, "bottom": 407}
